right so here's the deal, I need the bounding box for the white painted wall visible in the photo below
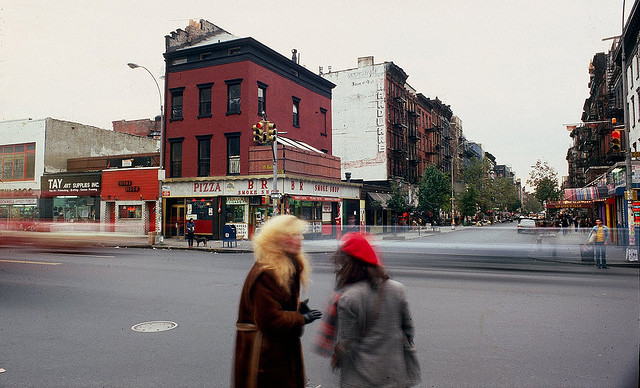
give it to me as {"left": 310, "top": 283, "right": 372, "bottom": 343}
{"left": 0, "top": 118, "right": 47, "bottom": 191}
{"left": 0, "top": 117, "right": 159, "bottom": 194}
{"left": 323, "top": 63, "right": 388, "bottom": 181}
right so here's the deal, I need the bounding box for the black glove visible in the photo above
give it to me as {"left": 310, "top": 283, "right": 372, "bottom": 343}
{"left": 302, "top": 309, "right": 322, "bottom": 324}
{"left": 299, "top": 298, "right": 310, "bottom": 314}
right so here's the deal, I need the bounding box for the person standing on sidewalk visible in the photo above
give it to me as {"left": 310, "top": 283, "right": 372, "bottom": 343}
{"left": 588, "top": 218, "right": 609, "bottom": 269}
{"left": 186, "top": 218, "right": 195, "bottom": 248}
{"left": 232, "top": 215, "right": 322, "bottom": 388}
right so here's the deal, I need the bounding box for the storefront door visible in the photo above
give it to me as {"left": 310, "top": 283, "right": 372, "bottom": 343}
{"left": 170, "top": 205, "right": 185, "bottom": 237}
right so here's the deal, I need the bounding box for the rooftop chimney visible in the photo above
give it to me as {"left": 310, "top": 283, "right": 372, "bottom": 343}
{"left": 291, "top": 49, "right": 298, "bottom": 64}
{"left": 358, "top": 56, "right": 374, "bottom": 68}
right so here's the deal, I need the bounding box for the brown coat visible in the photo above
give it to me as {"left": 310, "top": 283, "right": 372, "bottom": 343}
{"left": 233, "top": 261, "right": 306, "bottom": 388}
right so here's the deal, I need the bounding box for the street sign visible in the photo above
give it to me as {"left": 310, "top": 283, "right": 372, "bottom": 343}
{"left": 270, "top": 192, "right": 282, "bottom": 199}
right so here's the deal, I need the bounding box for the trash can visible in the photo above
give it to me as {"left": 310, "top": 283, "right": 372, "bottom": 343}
{"left": 222, "top": 224, "right": 237, "bottom": 247}
{"left": 148, "top": 231, "right": 156, "bottom": 245}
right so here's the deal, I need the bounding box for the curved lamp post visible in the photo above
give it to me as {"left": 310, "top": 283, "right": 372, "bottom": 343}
{"left": 128, "top": 63, "right": 164, "bottom": 244}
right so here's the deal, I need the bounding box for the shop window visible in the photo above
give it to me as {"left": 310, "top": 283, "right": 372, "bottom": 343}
{"left": 198, "top": 83, "right": 213, "bottom": 118}
{"left": 119, "top": 205, "right": 142, "bottom": 219}
{"left": 1, "top": 142, "right": 36, "bottom": 181}
{"left": 170, "top": 87, "right": 184, "bottom": 120}
{"left": 226, "top": 79, "right": 242, "bottom": 115}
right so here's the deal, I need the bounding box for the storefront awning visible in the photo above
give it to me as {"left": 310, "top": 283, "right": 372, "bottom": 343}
{"left": 546, "top": 200, "right": 594, "bottom": 209}
{"left": 367, "top": 192, "right": 391, "bottom": 209}
{"left": 290, "top": 195, "right": 340, "bottom": 202}
{"left": 564, "top": 186, "right": 608, "bottom": 200}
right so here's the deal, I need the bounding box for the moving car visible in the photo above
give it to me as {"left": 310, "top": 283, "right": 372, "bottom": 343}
{"left": 517, "top": 218, "right": 537, "bottom": 234}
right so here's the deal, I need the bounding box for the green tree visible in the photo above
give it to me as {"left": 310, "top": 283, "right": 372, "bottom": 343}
{"left": 458, "top": 186, "right": 480, "bottom": 220}
{"left": 527, "top": 160, "right": 561, "bottom": 204}
{"left": 522, "top": 192, "right": 543, "bottom": 214}
{"left": 489, "top": 177, "right": 521, "bottom": 212}
{"left": 387, "top": 179, "right": 409, "bottom": 224}
{"left": 417, "top": 164, "right": 451, "bottom": 224}
{"left": 459, "top": 157, "right": 493, "bottom": 213}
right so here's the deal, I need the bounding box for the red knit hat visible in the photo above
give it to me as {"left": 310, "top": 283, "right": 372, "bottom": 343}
{"left": 340, "top": 233, "right": 380, "bottom": 265}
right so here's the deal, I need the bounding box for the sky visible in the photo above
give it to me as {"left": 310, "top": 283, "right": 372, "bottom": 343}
{"left": 0, "top": 0, "right": 633, "bottom": 189}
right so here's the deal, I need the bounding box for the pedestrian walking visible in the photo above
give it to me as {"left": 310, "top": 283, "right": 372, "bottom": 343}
{"left": 315, "top": 232, "right": 420, "bottom": 388}
{"left": 186, "top": 218, "right": 195, "bottom": 247}
{"left": 561, "top": 216, "right": 569, "bottom": 236}
{"left": 588, "top": 218, "right": 610, "bottom": 269}
{"left": 232, "top": 215, "right": 322, "bottom": 388}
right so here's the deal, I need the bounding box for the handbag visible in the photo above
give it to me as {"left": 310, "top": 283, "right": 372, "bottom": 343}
{"left": 588, "top": 232, "right": 596, "bottom": 244}
{"left": 236, "top": 323, "right": 262, "bottom": 388}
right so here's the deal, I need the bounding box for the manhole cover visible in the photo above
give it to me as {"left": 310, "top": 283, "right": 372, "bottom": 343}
{"left": 131, "top": 321, "right": 178, "bottom": 333}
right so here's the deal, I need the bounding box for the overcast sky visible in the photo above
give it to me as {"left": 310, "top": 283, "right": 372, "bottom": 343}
{"left": 0, "top": 0, "right": 632, "bottom": 188}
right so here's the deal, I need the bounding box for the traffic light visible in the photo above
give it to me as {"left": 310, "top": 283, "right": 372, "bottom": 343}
{"left": 611, "top": 118, "right": 617, "bottom": 125}
{"left": 252, "top": 121, "right": 265, "bottom": 144}
{"left": 611, "top": 129, "right": 621, "bottom": 152}
{"left": 264, "top": 121, "right": 277, "bottom": 143}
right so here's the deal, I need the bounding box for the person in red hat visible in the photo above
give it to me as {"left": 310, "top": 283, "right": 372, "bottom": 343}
{"left": 318, "top": 232, "right": 420, "bottom": 387}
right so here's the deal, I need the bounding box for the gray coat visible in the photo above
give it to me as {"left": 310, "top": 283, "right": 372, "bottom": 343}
{"left": 336, "top": 279, "right": 416, "bottom": 388}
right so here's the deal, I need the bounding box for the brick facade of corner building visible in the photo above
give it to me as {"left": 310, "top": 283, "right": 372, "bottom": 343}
{"left": 159, "top": 20, "right": 361, "bottom": 241}
{"left": 163, "top": 32, "right": 335, "bottom": 178}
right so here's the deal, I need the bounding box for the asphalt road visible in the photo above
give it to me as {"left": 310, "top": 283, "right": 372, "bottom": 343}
{"left": 0, "top": 226, "right": 638, "bottom": 387}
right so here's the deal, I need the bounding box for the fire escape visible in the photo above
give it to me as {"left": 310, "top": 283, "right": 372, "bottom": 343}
{"left": 407, "top": 101, "right": 420, "bottom": 184}
{"left": 390, "top": 93, "right": 408, "bottom": 180}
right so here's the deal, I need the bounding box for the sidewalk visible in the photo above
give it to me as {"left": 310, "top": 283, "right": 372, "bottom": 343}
{"left": 526, "top": 228, "right": 639, "bottom": 267}
{"left": 147, "top": 225, "right": 463, "bottom": 254}
{"left": 136, "top": 226, "right": 639, "bottom": 267}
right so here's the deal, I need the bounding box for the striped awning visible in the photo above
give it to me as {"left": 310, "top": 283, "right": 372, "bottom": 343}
{"left": 564, "top": 186, "right": 608, "bottom": 200}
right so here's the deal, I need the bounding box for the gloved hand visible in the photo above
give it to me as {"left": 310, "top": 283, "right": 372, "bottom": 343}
{"left": 302, "top": 309, "right": 322, "bottom": 324}
{"left": 299, "top": 298, "right": 310, "bottom": 314}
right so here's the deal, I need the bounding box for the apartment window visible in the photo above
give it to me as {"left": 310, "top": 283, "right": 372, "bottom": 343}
{"left": 1, "top": 143, "right": 35, "bottom": 181}
{"left": 226, "top": 134, "right": 241, "bottom": 175}
{"left": 197, "top": 135, "right": 211, "bottom": 177}
{"left": 292, "top": 97, "right": 300, "bottom": 127}
{"left": 257, "top": 82, "right": 268, "bottom": 116}
{"left": 169, "top": 138, "right": 183, "bottom": 178}
{"left": 170, "top": 87, "right": 184, "bottom": 120}
{"left": 226, "top": 78, "right": 242, "bottom": 115}
{"left": 632, "top": 96, "right": 636, "bottom": 127}
{"left": 198, "top": 83, "right": 213, "bottom": 118}
{"left": 320, "top": 108, "right": 328, "bottom": 136}
{"left": 171, "top": 58, "right": 187, "bottom": 66}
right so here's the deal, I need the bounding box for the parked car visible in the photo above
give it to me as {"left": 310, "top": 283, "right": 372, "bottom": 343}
{"left": 517, "top": 218, "right": 537, "bottom": 234}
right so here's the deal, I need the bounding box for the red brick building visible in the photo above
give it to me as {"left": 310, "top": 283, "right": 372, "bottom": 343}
{"left": 161, "top": 20, "right": 360, "bottom": 240}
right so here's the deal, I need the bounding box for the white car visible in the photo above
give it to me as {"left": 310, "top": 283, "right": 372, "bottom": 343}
{"left": 517, "top": 218, "right": 537, "bottom": 234}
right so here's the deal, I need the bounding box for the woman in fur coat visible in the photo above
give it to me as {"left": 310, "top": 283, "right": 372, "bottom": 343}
{"left": 232, "top": 215, "right": 322, "bottom": 388}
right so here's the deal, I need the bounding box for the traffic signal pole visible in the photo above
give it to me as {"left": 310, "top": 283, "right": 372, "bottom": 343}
{"left": 272, "top": 135, "right": 278, "bottom": 214}
{"left": 256, "top": 112, "right": 281, "bottom": 215}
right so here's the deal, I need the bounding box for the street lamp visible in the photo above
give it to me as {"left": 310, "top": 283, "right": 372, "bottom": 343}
{"left": 128, "top": 62, "right": 164, "bottom": 244}
{"left": 451, "top": 140, "right": 463, "bottom": 229}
